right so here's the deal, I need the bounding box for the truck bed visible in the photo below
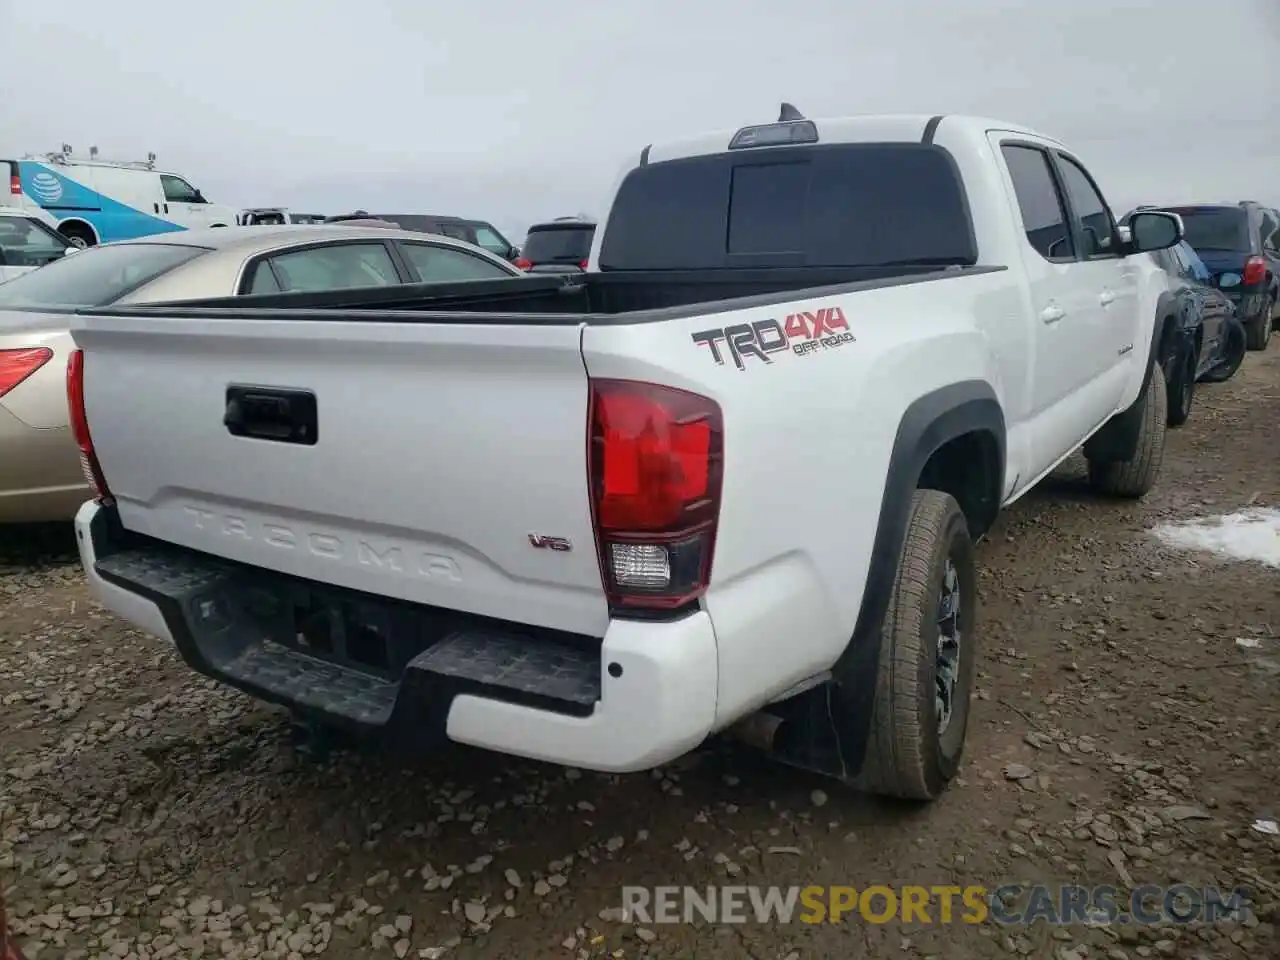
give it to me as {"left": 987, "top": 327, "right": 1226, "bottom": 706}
{"left": 101, "top": 264, "right": 1003, "bottom": 324}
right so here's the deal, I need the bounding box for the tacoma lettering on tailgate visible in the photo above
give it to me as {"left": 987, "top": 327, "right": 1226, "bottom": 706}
{"left": 182, "top": 507, "right": 462, "bottom": 582}
{"left": 691, "top": 305, "right": 854, "bottom": 370}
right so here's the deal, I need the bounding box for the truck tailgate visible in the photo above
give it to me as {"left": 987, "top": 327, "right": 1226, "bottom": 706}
{"left": 72, "top": 313, "right": 609, "bottom": 638}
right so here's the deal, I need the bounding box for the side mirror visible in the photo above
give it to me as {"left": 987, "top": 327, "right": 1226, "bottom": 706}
{"left": 194, "top": 190, "right": 206, "bottom": 203}
{"left": 1128, "top": 211, "right": 1183, "bottom": 253}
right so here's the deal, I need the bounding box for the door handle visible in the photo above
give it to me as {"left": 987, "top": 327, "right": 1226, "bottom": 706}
{"left": 1040, "top": 305, "right": 1066, "bottom": 324}
{"left": 1099, "top": 289, "right": 1115, "bottom": 306}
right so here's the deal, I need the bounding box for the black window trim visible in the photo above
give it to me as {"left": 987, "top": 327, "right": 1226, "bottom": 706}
{"left": 394, "top": 238, "right": 517, "bottom": 282}
{"left": 236, "top": 238, "right": 413, "bottom": 295}
{"left": 1047, "top": 150, "right": 1123, "bottom": 262}
{"left": 997, "top": 138, "right": 1077, "bottom": 265}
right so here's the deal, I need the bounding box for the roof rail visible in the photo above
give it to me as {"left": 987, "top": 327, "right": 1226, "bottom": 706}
{"left": 27, "top": 145, "right": 158, "bottom": 170}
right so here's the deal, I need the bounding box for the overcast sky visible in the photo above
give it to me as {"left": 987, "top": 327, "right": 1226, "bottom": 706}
{"left": 1, "top": 0, "right": 1278, "bottom": 240}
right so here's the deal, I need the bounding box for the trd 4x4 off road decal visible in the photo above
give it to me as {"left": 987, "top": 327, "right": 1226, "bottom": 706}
{"left": 691, "top": 305, "right": 854, "bottom": 370}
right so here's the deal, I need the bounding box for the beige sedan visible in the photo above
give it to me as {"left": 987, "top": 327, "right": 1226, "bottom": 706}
{"left": 0, "top": 225, "right": 523, "bottom": 523}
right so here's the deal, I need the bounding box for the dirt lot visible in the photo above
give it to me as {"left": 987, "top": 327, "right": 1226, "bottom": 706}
{"left": 2, "top": 350, "right": 1278, "bottom": 960}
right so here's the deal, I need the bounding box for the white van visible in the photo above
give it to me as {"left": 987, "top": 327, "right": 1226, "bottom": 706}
{"left": 3, "top": 148, "right": 238, "bottom": 247}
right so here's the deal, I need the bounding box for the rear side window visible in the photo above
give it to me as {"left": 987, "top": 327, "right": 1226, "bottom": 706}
{"left": 0, "top": 216, "right": 70, "bottom": 267}
{"left": 522, "top": 225, "right": 595, "bottom": 263}
{"left": 1167, "top": 207, "right": 1249, "bottom": 252}
{"left": 0, "top": 242, "right": 206, "bottom": 308}
{"left": 1001, "top": 145, "right": 1074, "bottom": 261}
{"left": 398, "top": 242, "right": 513, "bottom": 281}
{"left": 598, "top": 143, "right": 976, "bottom": 270}
{"left": 1259, "top": 209, "right": 1279, "bottom": 254}
{"left": 253, "top": 242, "right": 400, "bottom": 293}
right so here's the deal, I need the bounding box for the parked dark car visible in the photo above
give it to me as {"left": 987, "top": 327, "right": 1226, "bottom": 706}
{"left": 1148, "top": 239, "right": 1247, "bottom": 423}
{"left": 1152, "top": 201, "right": 1280, "bottom": 351}
{"left": 514, "top": 216, "right": 596, "bottom": 273}
{"left": 324, "top": 213, "right": 520, "bottom": 263}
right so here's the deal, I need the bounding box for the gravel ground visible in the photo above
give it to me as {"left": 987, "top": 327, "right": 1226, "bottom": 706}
{"left": 2, "top": 350, "right": 1278, "bottom": 960}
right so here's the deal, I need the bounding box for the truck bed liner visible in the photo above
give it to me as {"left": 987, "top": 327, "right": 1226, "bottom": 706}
{"left": 85, "top": 265, "right": 1007, "bottom": 326}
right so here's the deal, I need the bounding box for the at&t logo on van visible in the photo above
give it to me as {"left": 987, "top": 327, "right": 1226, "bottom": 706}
{"left": 27, "top": 170, "right": 64, "bottom": 204}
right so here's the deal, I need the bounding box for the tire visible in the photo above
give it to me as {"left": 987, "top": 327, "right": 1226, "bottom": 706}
{"left": 1166, "top": 348, "right": 1196, "bottom": 427}
{"left": 1245, "top": 296, "right": 1273, "bottom": 351}
{"left": 1087, "top": 362, "right": 1166, "bottom": 498}
{"left": 853, "top": 489, "right": 976, "bottom": 801}
{"left": 58, "top": 222, "right": 96, "bottom": 248}
{"left": 1201, "top": 323, "right": 1246, "bottom": 383}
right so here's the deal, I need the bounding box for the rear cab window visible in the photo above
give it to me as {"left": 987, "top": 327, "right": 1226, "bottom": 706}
{"left": 523, "top": 223, "right": 595, "bottom": 264}
{"left": 598, "top": 142, "right": 976, "bottom": 270}
{"left": 1166, "top": 206, "right": 1250, "bottom": 253}
{"left": 0, "top": 242, "right": 207, "bottom": 308}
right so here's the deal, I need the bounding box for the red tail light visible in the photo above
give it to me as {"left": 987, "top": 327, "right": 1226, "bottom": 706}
{"left": 8, "top": 174, "right": 19, "bottom": 196}
{"left": 1243, "top": 256, "right": 1267, "bottom": 286}
{"left": 579, "top": 259, "right": 589, "bottom": 270}
{"left": 587, "top": 379, "right": 723, "bottom": 610}
{"left": 66, "top": 349, "right": 113, "bottom": 503}
{"left": 0, "top": 347, "right": 52, "bottom": 399}
{"left": 514, "top": 257, "right": 533, "bottom": 271}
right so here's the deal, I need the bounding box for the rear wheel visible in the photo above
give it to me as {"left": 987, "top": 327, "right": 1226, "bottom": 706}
{"left": 852, "top": 489, "right": 976, "bottom": 801}
{"left": 1201, "top": 323, "right": 1246, "bottom": 383}
{"left": 1166, "top": 348, "right": 1196, "bottom": 427}
{"left": 1087, "top": 362, "right": 1166, "bottom": 498}
{"left": 1245, "top": 295, "right": 1273, "bottom": 351}
{"left": 58, "top": 222, "right": 96, "bottom": 248}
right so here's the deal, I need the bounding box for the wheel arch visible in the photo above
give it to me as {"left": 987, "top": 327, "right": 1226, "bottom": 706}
{"left": 56, "top": 217, "right": 100, "bottom": 245}
{"left": 826, "top": 379, "right": 1005, "bottom": 778}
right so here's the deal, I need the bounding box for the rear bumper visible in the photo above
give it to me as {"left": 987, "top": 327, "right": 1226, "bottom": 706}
{"left": 74, "top": 501, "right": 718, "bottom": 772}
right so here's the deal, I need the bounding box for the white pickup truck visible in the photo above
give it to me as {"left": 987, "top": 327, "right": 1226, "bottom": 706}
{"left": 68, "top": 109, "right": 1185, "bottom": 801}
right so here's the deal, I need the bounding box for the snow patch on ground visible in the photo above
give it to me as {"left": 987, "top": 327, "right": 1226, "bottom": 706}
{"left": 1152, "top": 508, "right": 1280, "bottom": 568}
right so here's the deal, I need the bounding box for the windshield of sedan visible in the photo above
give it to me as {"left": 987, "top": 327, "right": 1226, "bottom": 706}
{"left": 0, "top": 242, "right": 208, "bottom": 308}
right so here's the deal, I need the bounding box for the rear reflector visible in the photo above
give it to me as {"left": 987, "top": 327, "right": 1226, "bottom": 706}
{"left": 1243, "top": 255, "right": 1267, "bottom": 287}
{"left": 0, "top": 347, "right": 52, "bottom": 399}
{"left": 587, "top": 379, "right": 723, "bottom": 611}
{"left": 65, "top": 349, "right": 113, "bottom": 503}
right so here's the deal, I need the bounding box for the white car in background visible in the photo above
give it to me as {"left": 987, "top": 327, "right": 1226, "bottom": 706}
{"left": 0, "top": 206, "right": 72, "bottom": 284}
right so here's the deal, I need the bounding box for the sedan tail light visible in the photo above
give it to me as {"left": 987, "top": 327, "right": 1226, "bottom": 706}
{"left": 0, "top": 347, "right": 53, "bottom": 399}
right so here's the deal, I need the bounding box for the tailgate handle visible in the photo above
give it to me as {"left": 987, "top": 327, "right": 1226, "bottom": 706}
{"left": 224, "top": 386, "right": 318, "bottom": 445}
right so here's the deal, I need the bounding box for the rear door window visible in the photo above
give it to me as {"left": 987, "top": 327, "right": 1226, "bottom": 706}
{"left": 252, "top": 242, "right": 401, "bottom": 293}
{"left": 1000, "top": 144, "right": 1074, "bottom": 261}
{"left": 398, "top": 242, "right": 514, "bottom": 281}
{"left": 598, "top": 142, "right": 976, "bottom": 270}
{"left": 1166, "top": 207, "right": 1250, "bottom": 252}
{"left": 0, "top": 242, "right": 207, "bottom": 308}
